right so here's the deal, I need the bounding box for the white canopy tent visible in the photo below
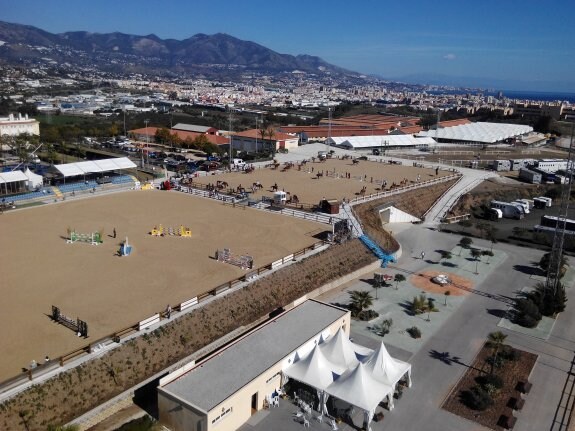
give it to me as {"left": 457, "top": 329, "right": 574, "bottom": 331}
{"left": 53, "top": 157, "right": 137, "bottom": 178}
{"left": 325, "top": 362, "right": 394, "bottom": 430}
{"left": 24, "top": 168, "right": 43, "bottom": 190}
{"left": 319, "top": 327, "right": 372, "bottom": 370}
{"left": 0, "top": 170, "right": 29, "bottom": 195}
{"left": 327, "top": 135, "right": 436, "bottom": 150}
{"left": 282, "top": 328, "right": 412, "bottom": 430}
{"left": 365, "top": 341, "right": 412, "bottom": 390}
{"left": 417, "top": 122, "right": 533, "bottom": 144}
{"left": 283, "top": 344, "right": 340, "bottom": 415}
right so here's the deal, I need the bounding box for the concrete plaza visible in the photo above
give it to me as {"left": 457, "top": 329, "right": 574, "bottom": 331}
{"left": 242, "top": 224, "right": 575, "bottom": 431}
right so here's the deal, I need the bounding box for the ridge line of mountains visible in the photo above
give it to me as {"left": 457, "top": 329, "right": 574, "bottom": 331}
{"left": 0, "top": 20, "right": 361, "bottom": 80}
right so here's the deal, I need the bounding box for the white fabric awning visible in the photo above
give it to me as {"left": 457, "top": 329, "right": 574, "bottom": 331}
{"left": 319, "top": 327, "right": 372, "bottom": 370}
{"left": 111, "top": 158, "right": 137, "bottom": 169}
{"left": 0, "top": 170, "right": 28, "bottom": 184}
{"left": 284, "top": 344, "right": 340, "bottom": 390}
{"left": 364, "top": 341, "right": 411, "bottom": 387}
{"left": 53, "top": 157, "right": 137, "bottom": 177}
{"left": 325, "top": 363, "right": 393, "bottom": 413}
{"left": 417, "top": 122, "right": 533, "bottom": 143}
{"left": 53, "top": 163, "right": 87, "bottom": 177}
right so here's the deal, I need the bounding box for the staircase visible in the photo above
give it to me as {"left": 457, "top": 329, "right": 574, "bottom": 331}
{"left": 340, "top": 203, "right": 363, "bottom": 237}
{"left": 359, "top": 235, "right": 396, "bottom": 267}
{"left": 52, "top": 186, "right": 63, "bottom": 199}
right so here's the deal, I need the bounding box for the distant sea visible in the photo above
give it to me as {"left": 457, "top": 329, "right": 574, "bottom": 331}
{"left": 426, "top": 90, "right": 575, "bottom": 103}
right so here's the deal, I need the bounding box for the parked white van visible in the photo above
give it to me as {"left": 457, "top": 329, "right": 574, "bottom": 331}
{"left": 231, "top": 158, "right": 246, "bottom": 168}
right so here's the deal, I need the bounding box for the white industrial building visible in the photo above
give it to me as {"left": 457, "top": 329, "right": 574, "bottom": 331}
{"left": 327, "top": 135, "right": 436, "bottom": 151}
{"left": 417, "top": 122, "right": 532, "bottom": 144}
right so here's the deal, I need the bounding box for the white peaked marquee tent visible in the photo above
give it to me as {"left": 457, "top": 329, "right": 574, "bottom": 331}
{"left": 319, "top": 327, "right": 372, "bottom": 370}
{"left": 283, "top": 345, "right": 339, "bottom": 415}
{"left": 365, "top": 341, "right": 412, "bottom": 391}
{"left": 282, "top": 328, "right": 413, "bottom": 430}
{"left": 284, "top": 344, "right": 340, "bottom": 389}
{"left": 325, "top": 363, "right": 394, "bottom": 430}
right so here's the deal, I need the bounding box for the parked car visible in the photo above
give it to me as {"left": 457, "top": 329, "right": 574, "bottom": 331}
{"left": 432, "top": 274, "right": 451, "bottom": 285}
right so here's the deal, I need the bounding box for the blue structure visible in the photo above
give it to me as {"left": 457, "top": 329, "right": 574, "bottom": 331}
{"left": 359, "top": 235, "right": 396, "bottom": 267}
{"left": 120, "top": 237, "right": 132, "bottom": 256}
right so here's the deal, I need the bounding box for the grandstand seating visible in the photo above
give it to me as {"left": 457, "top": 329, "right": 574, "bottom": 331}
{"left": 359, "top": 234, "right": 396, "bottom": 267}
{"left": 1, "top": 188, "right": 53, "bottom": 202}
{"left": 58, "top": 180, "right": 99, "bottom": 193}
{"left": 110, "top": 175, "right": 134, "bottom": 185}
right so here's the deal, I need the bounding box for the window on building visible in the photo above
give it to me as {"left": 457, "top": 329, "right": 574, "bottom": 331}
{"left": 211, "top": 407, "right": 233, "bottom": 425}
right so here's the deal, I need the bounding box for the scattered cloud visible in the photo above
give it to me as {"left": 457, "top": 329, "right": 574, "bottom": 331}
{"left": 443, "top": 53, "right": 456, "bottom": 60}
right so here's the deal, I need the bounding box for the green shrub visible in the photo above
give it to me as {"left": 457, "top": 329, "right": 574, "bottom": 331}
{"left": 357, "top": 310, "right": 379, "bottom": 321}
{"left": 513, "top": 297, "right": 542, "bottom": 328}
{"left": 407, "top": 326, "right": 421, "bottom": 339}
{"left": 476, "top": 373, "right": 504, "bottom": 389}
{"left": 499, "top": 346, "right": 521, "bottom": 362}
{"left": 463, "top": 385, "right": 494, "bottom": 411}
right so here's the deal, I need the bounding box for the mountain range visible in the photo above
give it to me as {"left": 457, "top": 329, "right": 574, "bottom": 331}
{"left": 0, "top": 21, "right": 356, "bottom": 79}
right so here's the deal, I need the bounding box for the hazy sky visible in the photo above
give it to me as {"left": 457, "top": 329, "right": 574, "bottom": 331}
{"left": 4, "top": 0, "right": 574, "bottom": 92}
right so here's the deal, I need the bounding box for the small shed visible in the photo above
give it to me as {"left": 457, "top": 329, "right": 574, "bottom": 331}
{"left": 320, "top": 199, "right": 339, "bottom": 214}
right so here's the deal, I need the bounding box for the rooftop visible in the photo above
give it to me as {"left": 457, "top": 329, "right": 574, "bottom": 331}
{"left": 159, "top": 300, "right": 347, "bottom": 412}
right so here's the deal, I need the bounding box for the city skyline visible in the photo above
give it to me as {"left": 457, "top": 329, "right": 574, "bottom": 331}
{"left": 3, "top": 0, "right": 574, "bottom": 92}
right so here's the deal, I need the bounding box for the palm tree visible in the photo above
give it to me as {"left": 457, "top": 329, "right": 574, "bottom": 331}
{"left": 444, "top": 290, "right": 451, "bottom": 306}
{"left": 471, "top": 248, "right": 482, "bottom": 274}
{"left": 266, "top": 127, "right": 276, "bottom": 157}
{"left": 349, "top": 290, "right": 374, "bottom": 314}
{"left": 259, "top": 127, "right": 267, "bottom": 153}
{"left": 487, "top": 331, "right": 507, "bottom": 374}
{"left": 394, "top": 274, "right": 406, "bottom": 290}
{"left": 458, "top": 237, "right": 473, "bottom": 256}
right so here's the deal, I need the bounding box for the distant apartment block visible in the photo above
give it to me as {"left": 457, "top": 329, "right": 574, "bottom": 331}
{"left": 0, "top": 113, "right": 40, "bottom": 136}
{"left": 514, "top": 103, "right": 564, "bottom": 120}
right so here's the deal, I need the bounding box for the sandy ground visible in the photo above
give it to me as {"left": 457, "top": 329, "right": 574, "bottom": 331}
{"left": 409, "top": 270, "right": 473, "bottom": 296}
{"left": 192, "top": 158, "right": 450, "bottom": 205}
{"left": 0, "top": 190, "right": 326, "bottom": 380}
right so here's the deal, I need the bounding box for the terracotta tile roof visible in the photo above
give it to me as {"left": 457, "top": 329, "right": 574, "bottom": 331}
{"left": 397, "top": 125, "right": 423, "bottom": 134}
{"left": 438, "top": 118, "right": 471, "bottom": 128}
{"left": 128, "top": 127, "right": 229, "bottom": 146}
{"left": 233, "top": 129, "right": 297, "bottom": 141}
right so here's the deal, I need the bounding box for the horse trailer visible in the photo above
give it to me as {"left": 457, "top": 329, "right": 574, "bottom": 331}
{"left": 490, "top": 200, "right": 524, "bottom": 219}
{"left": 518, "top": 168, "right": 542, "bottom": 184}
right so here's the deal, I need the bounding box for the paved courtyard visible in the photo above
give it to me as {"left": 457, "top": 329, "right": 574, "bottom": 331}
{"left": 241, "top": 223, "right": 575, "bottom": 431}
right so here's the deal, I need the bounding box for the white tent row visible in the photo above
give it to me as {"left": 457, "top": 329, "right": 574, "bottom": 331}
{"left": 417, "top": 122, "right": 533, "bottom": 144}
{"left": 0, "top": 169, "right": 43, "bottom": 190}
{"left": 53, "top": 157, "right": 137, "bottom": 177}
{"left": 0, "top": 170, "right": 28, "bottom": 185}
{"left": 327, "top": 135, "right": 436, "bottom": 150}
{"left": 283, "top": 328, "right": 412, "bottom": 430}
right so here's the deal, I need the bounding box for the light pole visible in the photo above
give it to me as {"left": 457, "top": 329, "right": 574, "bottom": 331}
{"left": 255, "top": 116, "right": 258, "bottom": 156}
{"left": 228, "top": 108, "right": 233, "bottom": 166}
{"left": 144, "top": 119, "right": 149, "bottom": 166}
